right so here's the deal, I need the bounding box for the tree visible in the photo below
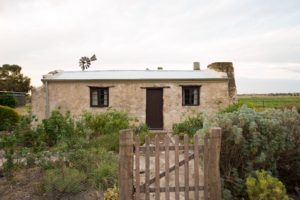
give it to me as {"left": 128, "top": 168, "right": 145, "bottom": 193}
{"left": 0, "top": 64, "right": 31, "bottom": 93}
{"left": 0, "top": 93, "right": 17, "bottom": 108}
{"left": 79, "top": 54, "right": 97, "bottom": 71}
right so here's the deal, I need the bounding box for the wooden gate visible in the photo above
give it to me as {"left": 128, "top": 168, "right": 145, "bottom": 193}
{"left": 119, "top": 128, "right": 222, "bottom": 200}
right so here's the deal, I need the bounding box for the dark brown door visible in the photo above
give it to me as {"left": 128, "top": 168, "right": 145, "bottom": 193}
{"left": 146, "top": 88, "right": 163, "bottom": 129}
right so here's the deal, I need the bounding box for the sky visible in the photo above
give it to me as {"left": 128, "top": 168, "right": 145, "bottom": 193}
{"left": 0, "top": 0, "right": 300, "bottom": 94}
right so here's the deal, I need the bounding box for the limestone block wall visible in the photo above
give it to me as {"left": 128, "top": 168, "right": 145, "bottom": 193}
{"left": 32, "top": 80, "right": 229, "bottom": 130}
{"left": 31, "top": 86, "right": 46, "bottom": 122}
{"left": 207, "top": 62, "right": 237, "bottom": 103}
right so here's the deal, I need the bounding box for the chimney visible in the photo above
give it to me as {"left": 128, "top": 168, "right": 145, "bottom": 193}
{"left": 193, "top": 62, "right": 200, "bottom": 70}
{"left": 207, "top": 62, "right": 237, "bottom": 103}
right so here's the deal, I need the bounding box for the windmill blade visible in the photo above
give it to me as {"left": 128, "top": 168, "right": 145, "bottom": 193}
{"left": 90, "top": 54, "right": 97, "bottom": 61}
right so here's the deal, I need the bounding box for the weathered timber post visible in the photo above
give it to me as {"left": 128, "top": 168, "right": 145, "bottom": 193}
{"left": 204, "top": 127, "right": 222, "bottom": 200}
{"left": 119, "top": 129, "right": 134, "bottom": 200}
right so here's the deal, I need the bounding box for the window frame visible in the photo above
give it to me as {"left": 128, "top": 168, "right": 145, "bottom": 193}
{"left": 182, "top": 86, "right": 200, "bottom": 106}
{"left": 89, "top": 87, "right": 109, "bottom": 107}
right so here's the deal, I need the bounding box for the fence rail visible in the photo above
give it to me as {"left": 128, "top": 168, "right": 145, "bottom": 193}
{"left": 119, "top": 128, "right": 222, "bottom": 200}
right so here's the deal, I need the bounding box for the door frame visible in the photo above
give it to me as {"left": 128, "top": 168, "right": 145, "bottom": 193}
{"left": 145, "top": 88, "right": 164, "bottom": 130}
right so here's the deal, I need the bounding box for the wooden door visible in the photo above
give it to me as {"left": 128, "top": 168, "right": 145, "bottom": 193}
{"left": 146, "top": 88, "right": 163, "bottom": 129}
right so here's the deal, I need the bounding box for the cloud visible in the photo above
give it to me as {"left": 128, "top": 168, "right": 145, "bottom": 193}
{"left": 279, "top": 64, "right": 300, "bottom": 73}
{"left": 237, "top": 78, "right": 300, "bottom": 93}
{"left": 0, "top": 0, "right": 299, "bottom": 92}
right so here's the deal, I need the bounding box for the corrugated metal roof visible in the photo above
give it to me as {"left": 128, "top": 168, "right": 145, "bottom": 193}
{"left": 42, "top": 69, "right": 228, "bottom": 81}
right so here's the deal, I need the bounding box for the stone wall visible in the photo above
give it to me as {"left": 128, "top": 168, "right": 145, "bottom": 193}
{"left": 32, "top": 80, "right": 229, "bottom": 130}
{"left": 207, "top": 62, "right": 237, "bottom": 103}
{"left": 31, "top": 86, "right": 45, "bottom": 122}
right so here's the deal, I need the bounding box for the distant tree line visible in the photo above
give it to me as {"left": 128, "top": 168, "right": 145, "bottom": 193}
{"left": 238, "top": 93, "right": 300, "bottom": 96}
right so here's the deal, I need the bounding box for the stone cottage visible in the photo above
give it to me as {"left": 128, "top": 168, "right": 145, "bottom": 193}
{"left": 32, "top": 62, "right": 236, "bottom": 130}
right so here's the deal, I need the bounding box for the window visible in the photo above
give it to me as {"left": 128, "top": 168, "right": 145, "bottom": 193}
{"left": 90, "top": 87, "right": 109, "bottom": 107}
{"left": 182, "top": 86, "right": 200, "bottom": 106}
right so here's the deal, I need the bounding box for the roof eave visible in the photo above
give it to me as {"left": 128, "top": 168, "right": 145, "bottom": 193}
{"left": 41, "top": 78, "right": 229, "bottom": 82}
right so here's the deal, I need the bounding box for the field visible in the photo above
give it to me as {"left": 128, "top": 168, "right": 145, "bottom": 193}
{"left": 238, "top": 95, "right": 300, "bottom": 110}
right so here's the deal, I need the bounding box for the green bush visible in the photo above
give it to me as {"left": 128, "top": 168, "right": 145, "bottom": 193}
{"left": 76, "top": 148, "right": 117, "bottom": 190}
{"left": 90, "top": 132, "right": 119, "bottom": 152}
{"left": 221, "top": 102, "right": 254, "bottom": 113}
{"left": 55, "top": 144, "right": 118, "bottom": 190}
{"left": 83, "top": 110, "right": 129, "bottom": 135}
{"left": 43, "top": 167, "right": 86, "bottom": 193}
{"left": 0, "top": 110, "right": 120, "bottom": 192}
{"left": 199, "top": 106, "right": 300, "bottom": 198}
{"left": 42, "top": 111, "right": 75, "bottom": 146}
{"left": 0, "top": 93, "right": 17, "bottom": 108}
{"left": 246, "top": 170, "right": 289, "bottom": 200}
{"left": 132, "top": 123, "right": 149, "bottom": 144}
{"left": 132, "top": 123, "right": 149, "bottom": 135}
{"left": 0, "top": 105, "right": 19, "bottom": 130}
{"left": 12, "top": 115, "right": 46, "bottom": 152}
{"left": 90, "top": 161, "right": 118, "bottom": 189}
{"left": 3, "top": 149, "right": 15, "bottom": 178}
{"left": 172, "top": 113, "right": 203, "bottom": 136}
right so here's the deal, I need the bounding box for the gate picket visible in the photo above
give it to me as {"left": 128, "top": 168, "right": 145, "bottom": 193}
{"left": 145, "top": 136, "right": 150, "bottom": 200}
{"left": 120, "top": 128, "right": 222, "bottom": 200}
{"left": 174, "top": 135, "right": 180, "bottom": 200}
{"left": 135, "top": 138, "right": 140, "bottom": 200}
{"left": 184, "top": 134, "right": 189, "bottom": 199}
{"left": 194, "top": 134, "right": 200, "bottom": 200}
{"left": 155, "top": 136, "right": 160, "bottom": 200}
{"left": 165, "top": 136, "right": 170, "bottom": 200}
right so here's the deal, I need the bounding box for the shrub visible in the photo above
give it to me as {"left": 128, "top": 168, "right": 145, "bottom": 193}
{"left": 172, "top": 113, "right": 203, "bottom": 136}
{"left": 90, "top": 161, "right": 118, "bottom": 189}
{"left": 0, "top": 93, "right": 17, "bottom": 108}
{"left": 282, "top": 104, "right": 300, "bottom": 113}
{"left": 199, "top": 106, "right": 300, "bottom": 198}
{"left": 43, "top": 167, "right": 86, "bottom": 193}
{"left": 132, "top": 123, "right": 149, "bottom": 135}
{"left": 104, "top": 185, "right": 119, "bottom": 200}
{"left": 13, "top": 115, "right": 47, "bottom": 152}
{"left": 42, "top": 111, "right": 75, "bottom": 146}
{"left": 222, "top": 102, "right": 254, "bottom": 113}
{"left": 246, "top": 170, "right": 289, "bottom": 200}
{"left": 0, "top": 132, "right": 17, "bottom": 178}
{"left": 83, "top": 110, "right": 129, "bottom": 135}
{"left": 0, "top": 105, "right": 19, "bottom": 130}
{"left": 2, "top": 149, "right": 15, "bottom": 178}
{"left": 68, "top": 148, "right": 117, "bottom": 191}
{"left": 132, "top": 123, "right": 149, "bottom": 144}
{"left": 0, "top": 110, "right": 121, "bottom": 188}
{"left": 58, "top": 145, "right": 118, "bottom": 190}
{"left": 90, "top": 132, "right": 119, "bottom": 152}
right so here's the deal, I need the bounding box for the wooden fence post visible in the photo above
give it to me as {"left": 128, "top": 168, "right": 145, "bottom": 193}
{"left": 119, "top": 129, "right": 134, "bottom": 200}
{"left": 206, "top": 127, "right": 222, "bottom": 200}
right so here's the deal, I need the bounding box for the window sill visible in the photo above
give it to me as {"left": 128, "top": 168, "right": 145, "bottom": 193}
{"left": 182, "top": 104, "right": 200, "bottom": 106}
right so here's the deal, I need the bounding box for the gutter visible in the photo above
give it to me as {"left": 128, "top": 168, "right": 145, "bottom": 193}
{"left": 45, "top": 81, "right": 49, "bottom": 118}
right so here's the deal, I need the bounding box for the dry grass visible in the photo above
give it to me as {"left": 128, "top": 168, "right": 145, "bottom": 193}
{"left": 15, "top": 104, "right": 31, "bottom": 116}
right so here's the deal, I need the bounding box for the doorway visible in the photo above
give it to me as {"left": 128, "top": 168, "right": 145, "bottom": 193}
{"left": 146, "top": 88, "right": 163, "bottom": 130}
